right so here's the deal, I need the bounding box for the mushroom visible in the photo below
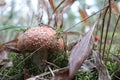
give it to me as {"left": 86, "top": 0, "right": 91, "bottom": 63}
{"left": 17, "top": 25, "right": 65, "bottom": 66}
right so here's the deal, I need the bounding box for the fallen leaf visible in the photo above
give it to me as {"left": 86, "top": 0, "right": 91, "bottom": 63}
{"left": 69, "top": 20, "right": 98, "bottom": 79}
{"left": 93, "top": 50, "right": 111, "bottom": 80}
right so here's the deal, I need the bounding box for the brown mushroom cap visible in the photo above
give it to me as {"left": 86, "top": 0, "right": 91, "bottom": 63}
{"left": 17, "top": 25, "right": 64, "bottom": 53}
{"left": 49, "top": 38, "right": 64, "bottom": 52}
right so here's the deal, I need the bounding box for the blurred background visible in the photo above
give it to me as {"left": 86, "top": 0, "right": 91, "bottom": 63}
{"left": 0, "top": 0, "right": 120, "bottom": 43}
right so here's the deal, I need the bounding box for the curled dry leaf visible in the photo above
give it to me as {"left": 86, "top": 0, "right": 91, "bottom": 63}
{"left": 111, "top": 2, "right": 119, "bottom": 13}
{"left": 79, "top": 9, "right": 89, "bottom": 27}
{"left": 112, "top": 4, "right": 119, "bottom": 13}
{"left": 69, "top": 20, "right": 98, "bottom": 79}
{"left": 93, "top": 50, "right": 111, "bottom": 80}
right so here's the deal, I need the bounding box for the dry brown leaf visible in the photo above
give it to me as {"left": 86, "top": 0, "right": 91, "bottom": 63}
{"left": 79, "top": 9, "right": 89, "bottom": 27}
{"left": 0, "top": 39, "right": 19, "bottom": 68}
{"left": 93, "top": 51, "right": 111, "bottom": 80}
{"left": 0, "top": 50, "right": 13, "bottom": 68}
{"left": 69, "top": 20, "right": 98, "bottom": 79}
{"left": 49, "top": 0, "right": 55, "bottom": 12}
{"left": 111, "top": 3, "right": 119, "bottom": 13}
{"left": 60, "top": 0, "right": 76, "bottom": 14}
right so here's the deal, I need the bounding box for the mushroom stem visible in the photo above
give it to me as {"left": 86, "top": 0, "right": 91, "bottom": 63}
{"left": 32, "top": 49, "right": 48, "bottom": 66}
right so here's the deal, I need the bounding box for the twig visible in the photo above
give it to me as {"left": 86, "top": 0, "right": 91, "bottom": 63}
{"left": 53, "top": 0, "right": 65, "bottom": 14}
{"left": 102, "top": 0, "right": 112, "bottom": 59}
{"left": 47, "top": 65, "right": 55, "bottom": 76}
{"left": 26, "top": 66, "right": 69, "bottom": 80}
{"left": 44, "top": 60, "right": 60, "bottom": 68}
{"left": 99, "top": 7, "right": 109, "bottom": 53}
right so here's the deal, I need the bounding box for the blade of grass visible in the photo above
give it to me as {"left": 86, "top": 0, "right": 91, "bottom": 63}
{"left": 0, "top": 25, "right": 26, "bottom": 31}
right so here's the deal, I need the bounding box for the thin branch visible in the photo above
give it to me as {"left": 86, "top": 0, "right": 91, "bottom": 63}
{"left": 44, "top": 60, "right": 60, "bottom": 68}
{"left": 99, "top": 7, "right": 109, "bottom": 53}
{"left": 53, "top": 0, "right": 65, "bottom": 14}
{"left": 26, "top": 66, "right": 69, "bottom": 80}
{"left": 102, "top": 0, "right": 112, "bottom": 59}
{"left": 47, "top": 65, "right": 55, "bottom": 76}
